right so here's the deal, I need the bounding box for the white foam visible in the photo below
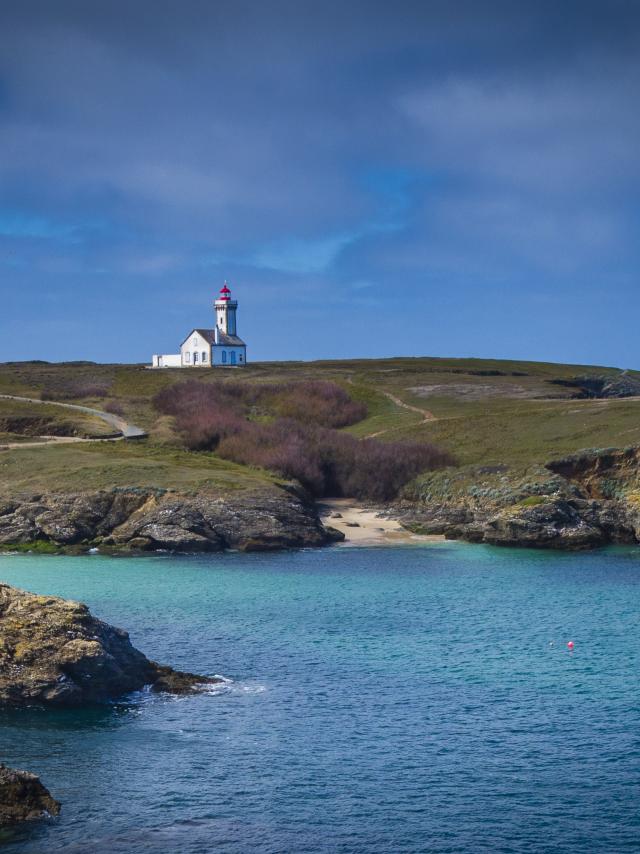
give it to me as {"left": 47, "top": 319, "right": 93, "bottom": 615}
{"left": 197, "top": 676, "right": 267, "bottom": 696}
{"left": 197, "top": 674, "right": 233, "bottom": 695}
{"left": 238, "top": 683, "right": 267, "bottom": 695}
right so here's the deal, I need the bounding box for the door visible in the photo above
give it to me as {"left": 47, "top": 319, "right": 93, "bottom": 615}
{"left": 230, "top": 351, "right": 237, "bottom": 365}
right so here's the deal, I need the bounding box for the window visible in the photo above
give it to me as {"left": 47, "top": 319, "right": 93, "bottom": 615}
{"left": 194, "top": 352, "right": 199, "bottom": 363}
{"left": 222, "top": 351, "right": 227, "bottom": 363}
{"left": 193, "top": 338, "right": 198, "bottom": 346}
{"left": 184, "top": 352, "right": 190, "bottom": 363}
{"left": 202, "top": 351, "right": 207, "bottom": 362}
{"left": 239, "top": 355, "right": 243, "bottom": 362}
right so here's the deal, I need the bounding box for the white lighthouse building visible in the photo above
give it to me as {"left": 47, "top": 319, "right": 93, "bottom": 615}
{"left": 151, "top": 282, "right": 247, "bottom": 368}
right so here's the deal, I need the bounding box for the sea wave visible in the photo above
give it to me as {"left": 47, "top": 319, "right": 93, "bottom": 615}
{"left": 197, "top": 677, "right": 267, "bottom": 696}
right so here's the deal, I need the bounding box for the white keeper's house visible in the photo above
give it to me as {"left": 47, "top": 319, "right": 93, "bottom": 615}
{"left": 152, "top": 282, "right": 247, "bottom": 368}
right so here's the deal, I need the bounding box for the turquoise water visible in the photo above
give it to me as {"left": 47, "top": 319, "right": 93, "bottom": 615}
{"left": 1, "top": 543, "right": 640, "bottom": 852}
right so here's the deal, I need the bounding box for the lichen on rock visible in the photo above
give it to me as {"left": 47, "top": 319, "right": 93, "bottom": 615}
{"left": 0, "top": 583, "right": 219, "bottom": 706}
{"left": 397, "top": 450, "right": 640, "bottom": 550}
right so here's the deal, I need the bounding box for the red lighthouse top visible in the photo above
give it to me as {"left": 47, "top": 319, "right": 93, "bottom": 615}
{"left": 218, "top": 282, "right": 231, "bottom": 301}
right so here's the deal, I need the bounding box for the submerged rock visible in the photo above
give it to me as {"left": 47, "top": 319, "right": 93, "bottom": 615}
{"left": 0, "top": 583, "right": 218, "bottom": 706}
{"left": 0, "top": 765, "right": 60, "bottom": 824}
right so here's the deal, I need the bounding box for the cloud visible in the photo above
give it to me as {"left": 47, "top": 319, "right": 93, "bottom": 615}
{"left": 398, "top": 74, "right": 640, "bottom": 194}
{"left": 0, "top": 211, "right": 88, "bottom": 242}
{"left": 0, "top": 1, "right": 639, "bottom": 364}
{"left": 245, "top": 233, "right": 359, "bottom": 275}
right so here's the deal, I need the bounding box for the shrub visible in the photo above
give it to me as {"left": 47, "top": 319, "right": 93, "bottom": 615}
{"left": 266, "top": 380, "right": 367, "bottom": 428}
{"left": 153, "top": 378, "right": 366, "bottom": 428}
{"left": 104, "top": 400, "right": 125, "bottom": 417}
{"left": 177, "top": 409, "right": 245, "bottom": 451}
{"left": 216, "top": 419, "right": 327, "bottom": 494}
{"left": 218, "top": 419, "right": 455, "bottom": 501}
{"left": 153, "top": 380, "right": 249, "bottom": 418}
{"left": 153, "top": 379, "right": 455, "bottom": 500}
{"left": 41, "top": 381, "right": 110, "bottom": 400}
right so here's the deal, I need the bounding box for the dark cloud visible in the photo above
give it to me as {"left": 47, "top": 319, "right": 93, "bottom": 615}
{"left": 0, "top": 1, "right": 639, "bottom": 363}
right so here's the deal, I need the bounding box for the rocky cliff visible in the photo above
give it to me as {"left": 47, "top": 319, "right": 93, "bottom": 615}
{"left": 396, "top": 448, "right": 640, "bottom": 550}
{"left": 0, "top": 765, "right": 60, "bottom": 824}
{"left": 0, "top": 583, "right": 218, "bottom": 705}
{"left": 0, "top": 485, "right": 343, "bottom": 553}
{"left": 3, "top": 449, "right": 639, "bottom": 553}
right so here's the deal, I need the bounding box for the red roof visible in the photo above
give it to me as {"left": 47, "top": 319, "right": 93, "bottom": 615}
{"left": 220, "top": 284, "right": 231, "bottom": 294}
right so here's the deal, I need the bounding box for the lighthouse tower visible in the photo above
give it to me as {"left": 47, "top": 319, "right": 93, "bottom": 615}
{"left": 214, "top": 282, "right": 237, "bottom": 335}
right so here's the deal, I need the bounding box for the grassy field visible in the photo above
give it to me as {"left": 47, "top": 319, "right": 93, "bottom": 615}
{"left": 1, "top": 356, "right": 639, "bottom": 496}
{"left": 0, "top": 440, "right": 277, "bottom": 495}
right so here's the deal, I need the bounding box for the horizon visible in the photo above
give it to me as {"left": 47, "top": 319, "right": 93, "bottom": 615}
{"left": 1, "top": 352, "right": 634, "bottom": 373}
{"left": 1, "top": 1, "right": 639, "bottom": 366}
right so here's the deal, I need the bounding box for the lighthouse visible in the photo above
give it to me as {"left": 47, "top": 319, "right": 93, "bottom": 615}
{"left": 151, "top": 281, "right": 247, "bottom": 368}
{"left": 214, "top": 282, "right": 238, "bottom": 336}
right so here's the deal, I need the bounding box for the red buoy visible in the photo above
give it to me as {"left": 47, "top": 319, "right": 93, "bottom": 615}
{"left": 567, "top": 640, "right": 575, "bottom": 650}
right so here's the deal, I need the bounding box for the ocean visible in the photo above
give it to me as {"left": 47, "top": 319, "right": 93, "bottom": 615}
{"left": 1, "top": 542, "right": 639, "bottom": 853}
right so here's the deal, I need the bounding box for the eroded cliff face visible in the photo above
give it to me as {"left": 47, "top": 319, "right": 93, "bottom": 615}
{"left": 0, "top": 485, "right": 343, "bottom": 553}
{"left": 0, "top": 583, "right": 218, "bottom": 706}
{"left": 546, "top": 447, "right": 640, "bottom": 499}
{"left": 3, "top": 451, "right": 639, "bottom": 553}
{"left": 396, "top": 449, "right": 640, "bottom": 550}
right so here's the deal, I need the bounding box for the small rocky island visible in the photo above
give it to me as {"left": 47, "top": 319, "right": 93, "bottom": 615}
{"left": 0, "top": 582, "right": 220, "bottom": 823}
{"left": 0, "top": 583, "right": 218, "bottom": 706}
{"left": 0, "top": 765, "right": 60, "bottom": 825}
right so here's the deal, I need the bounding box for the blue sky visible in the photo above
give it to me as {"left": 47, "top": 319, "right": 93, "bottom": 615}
{"left": 1, "top": 0, "right": 639, "bottom": 366}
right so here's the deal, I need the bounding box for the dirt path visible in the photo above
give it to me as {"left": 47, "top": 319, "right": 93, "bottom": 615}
{"left": 319, "top": 498, "right": 444, "bottom": 547}
{"left": 366, "top": 391, "right": 437, "bottom": 439}
{"left": 368, "top": 392, "right": 640, "bottom": 439}
{"left": 0, "top": 394, "right": 146, "bottom": 449}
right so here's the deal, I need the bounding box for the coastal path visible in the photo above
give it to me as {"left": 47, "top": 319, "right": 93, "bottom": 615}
{"left": 0, "top": 394, "right": 147, "bottom": 449}
{"left": 365, "top": 390, "right": 437, "bottom": 439}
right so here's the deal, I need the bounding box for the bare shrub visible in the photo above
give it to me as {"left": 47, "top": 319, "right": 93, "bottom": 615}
{"left": 216, "top": 419, "right": 327, "bottom": 494}
{"left": 153, "top": 378, "right": 365, "bottom": 428}
{"left": 153, "top": 380, "right": 248, "bottom": 418}
{"left": 266, "top": 381, "right": 367, "bottom": 428}
{"left": 104, "top": 400, "right": 125, "bottom": 416}
{"left": 176, "top": 409, "right": 245, "bottom": 451}
{"left": 217, "top": 419, "right": 454, "bottom": 500}
{"left": 153, "top": 379, "right": 454, "bottom": 499}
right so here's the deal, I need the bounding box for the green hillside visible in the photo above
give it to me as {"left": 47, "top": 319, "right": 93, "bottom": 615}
{"left": 1, "top": 356, "right": 639, "bottom": 496}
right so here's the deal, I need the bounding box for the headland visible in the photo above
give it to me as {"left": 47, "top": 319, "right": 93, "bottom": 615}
{"left": 2, "top": 356, "right": 640, "bottom": 552}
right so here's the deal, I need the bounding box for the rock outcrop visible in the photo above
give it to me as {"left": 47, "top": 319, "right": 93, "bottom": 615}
{"left": 0, "top": 583, "right": 218, "bottom": 706}
{"left": 5, "top": 446, "right": 640, "bottom": 553}
{"left": 397, "top": 449, "right": 640, "bottom": 550}
{"left": 0, "top": 485, "right": 343, "bottom": 553}
{"left": 0, "top": 765, "right": 60, "bottom": 824}
{"left": 548, "top": 373, "right": 640, "bottom": 399}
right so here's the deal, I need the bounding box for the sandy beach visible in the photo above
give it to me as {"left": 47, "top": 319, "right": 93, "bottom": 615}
{"left": 319, "top": 498, "right": 445, "bottom": 547}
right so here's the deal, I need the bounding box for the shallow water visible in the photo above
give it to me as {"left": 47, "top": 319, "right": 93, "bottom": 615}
{"left": 1, "top": 543, "right": 640, "bottom": 853}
